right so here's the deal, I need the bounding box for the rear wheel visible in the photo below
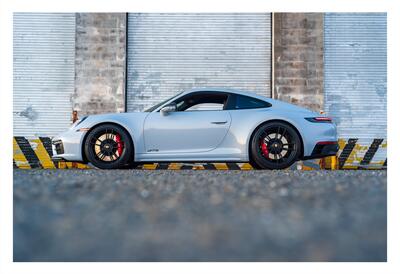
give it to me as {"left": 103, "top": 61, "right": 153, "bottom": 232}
{"left": 84, "top": 124, "right": 134, "bottom": 169}
{"left": 250, "top": 122, "right": 301, "bottom": 170}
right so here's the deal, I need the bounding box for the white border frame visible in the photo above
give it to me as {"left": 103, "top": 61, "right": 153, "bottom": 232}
{"left": 1, "top": 1, "right": 398, "bottom": 273}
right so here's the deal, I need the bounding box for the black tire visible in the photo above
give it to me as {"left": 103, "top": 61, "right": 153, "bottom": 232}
{"left": 250, "top": 122, "right": 301, "bottom": 170}
{"left": 84, "top": 124, "right": 134, "bottom": 169}
{"left": 249, "top": 158, "right": 263, "bottom": 170}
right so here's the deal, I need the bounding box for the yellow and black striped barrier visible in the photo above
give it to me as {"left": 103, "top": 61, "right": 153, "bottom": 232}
{"left": 321, "top": 138, "right": 387, "bottom": 170}
{"left": 13, "top": 137, "right": 386, "bottom": 170}
{"left": 140, "top": 162, "right": 256, "bottom": 170}
{"left": 13, "top": 137, "right": 89, "bottom": 169}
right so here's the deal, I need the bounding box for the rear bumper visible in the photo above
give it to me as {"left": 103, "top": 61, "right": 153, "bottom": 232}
{"left": 302, "top": 141, "right": 339, "bottom": 160}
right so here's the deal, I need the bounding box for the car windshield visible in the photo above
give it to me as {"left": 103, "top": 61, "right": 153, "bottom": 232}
{"left": 144, "top": 92, "right": 183, "bottom": 112}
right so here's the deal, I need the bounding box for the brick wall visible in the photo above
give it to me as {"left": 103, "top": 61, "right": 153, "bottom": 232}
{"left": 274, "top": 13, "right": 324, "bottom": 111}
{"left": 73, "top": 13, "right": 126, "bottom": 116}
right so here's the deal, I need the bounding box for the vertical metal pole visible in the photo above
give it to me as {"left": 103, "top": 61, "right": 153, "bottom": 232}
{"left": 124, "top": 13, "right": 128, "bottom": 113}
{"left": 271, "top": 12, "right": 275, "bottom": 99}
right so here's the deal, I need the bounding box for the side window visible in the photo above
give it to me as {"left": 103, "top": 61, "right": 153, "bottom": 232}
{"left": 186, "top": 103, "right": 224, "bottom": 111}
{"left": 234, "top": 94, "right": 271, "bottom": 109}
{"left": 174, "top": 92, "right": 229, "bottom": 111}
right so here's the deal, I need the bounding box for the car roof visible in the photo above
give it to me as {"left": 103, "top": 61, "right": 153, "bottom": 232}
{"left": 152, "top": 87, "right": 316, "bottom": 114}
{"left": 180, "top": 87, "right": 271, "bottom": 102}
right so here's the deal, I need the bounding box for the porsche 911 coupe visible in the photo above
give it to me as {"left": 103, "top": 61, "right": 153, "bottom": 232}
{"left": 52, "top": 88, "right": 339, "bottom": 169}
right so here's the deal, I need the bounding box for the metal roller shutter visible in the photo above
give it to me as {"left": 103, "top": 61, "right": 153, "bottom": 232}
{"left": 127, "top": 13, "right": 272, "bottom": 112}
{"left": 13, "top": 13, "right": 75, "bottom": 137}
{"left": 324, "top": 13, "right": 387, "bottom": 139}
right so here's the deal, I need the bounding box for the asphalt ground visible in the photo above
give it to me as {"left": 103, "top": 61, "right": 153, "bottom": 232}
{"left": 13, "top": 169, "right": 386, "bottom": 262}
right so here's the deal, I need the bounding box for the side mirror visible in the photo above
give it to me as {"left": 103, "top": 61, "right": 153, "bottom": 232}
{"left": 160, "top": 103, "right": 177, "bottom": 116}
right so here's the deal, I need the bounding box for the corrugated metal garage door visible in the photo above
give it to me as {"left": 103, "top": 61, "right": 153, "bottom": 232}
{"left": 126, "top": 13, "right": 271, "bottom": 112}
{"left": 324, "top": 13, "right": 387, "bottom": 139}
{"left": 13, "top": 13, "right": 75, "bottom": 137}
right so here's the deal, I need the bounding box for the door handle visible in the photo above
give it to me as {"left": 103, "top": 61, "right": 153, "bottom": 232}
{"left": 211, "top": 121, "right": 228, "bottom": 125}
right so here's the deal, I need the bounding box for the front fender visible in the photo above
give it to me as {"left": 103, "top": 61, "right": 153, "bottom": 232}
{"left": 76, "top": 112, "right": 149, "bottom": 156}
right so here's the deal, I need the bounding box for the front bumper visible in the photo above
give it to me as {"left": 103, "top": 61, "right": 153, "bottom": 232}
{"left": 51, "top": 129, "right": 86, "bottom": 162}
{"left": 302, "top": 142, "right": 339, "bottom": 160}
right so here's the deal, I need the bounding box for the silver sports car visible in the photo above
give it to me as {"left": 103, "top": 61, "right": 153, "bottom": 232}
{"left": 52, "top": 88, "right": 339, "bottom": 169}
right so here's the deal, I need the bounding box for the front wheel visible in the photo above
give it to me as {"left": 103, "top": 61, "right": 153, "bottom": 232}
{"left": 84, "top": 124, "right": 134, "bottom": 169}
{"left": 250, "top": 122, "right": 301, "bottom": 170}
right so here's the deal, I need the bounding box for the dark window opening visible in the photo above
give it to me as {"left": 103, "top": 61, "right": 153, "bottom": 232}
{"left": 174, "top": 92, "right": 230, "bottom": 111}
{"left": 233, "top": 94, "right": 271, "bottom": 109}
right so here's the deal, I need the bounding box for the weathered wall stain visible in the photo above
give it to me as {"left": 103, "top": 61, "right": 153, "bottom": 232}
{"left": 14, "top": 106, "right": 38, "bottom": 121}
{"left": 144, "top": 72, "right": 162, "bottom": 94}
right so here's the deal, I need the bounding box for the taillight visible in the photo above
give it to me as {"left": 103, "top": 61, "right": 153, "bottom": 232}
{"left": 305, "top": 117, "right": 333, "bottom": 123}
{"left": 316, "top": 141, "right": 337, "bottom": 145}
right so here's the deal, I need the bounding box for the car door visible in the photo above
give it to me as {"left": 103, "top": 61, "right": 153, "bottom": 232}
{"left": 143, "top": 110, "right": 232, "bottom": 154}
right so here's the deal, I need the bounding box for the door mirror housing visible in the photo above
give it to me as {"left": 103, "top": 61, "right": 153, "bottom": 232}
{"left": 160, "top": 103, "right": 177, "bottom": 116}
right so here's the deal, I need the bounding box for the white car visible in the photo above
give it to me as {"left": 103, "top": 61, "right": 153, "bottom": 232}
{"left": 52, "top": 88, "right": 339, "bottom": 169}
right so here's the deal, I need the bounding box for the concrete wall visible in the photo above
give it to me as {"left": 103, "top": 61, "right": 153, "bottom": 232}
{"left": 73, "top": 13, "right": 126, "bottom": 116}
{"left": 273, "top": 13, "right": 324, "bottom": 111}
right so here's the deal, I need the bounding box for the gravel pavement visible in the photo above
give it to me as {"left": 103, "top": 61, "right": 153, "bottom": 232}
{"left": 13, "top": 169, "right": 386, "bottom": 262}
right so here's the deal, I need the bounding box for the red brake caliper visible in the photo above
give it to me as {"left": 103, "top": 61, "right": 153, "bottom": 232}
{"left": 261, "top": 140, "right": 269, "bottom": 158}
{"left": 115, "top": 134, "right": 124, "bottom": 156}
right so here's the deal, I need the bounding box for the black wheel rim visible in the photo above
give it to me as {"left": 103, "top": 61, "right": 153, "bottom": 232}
{"left": 258, "top": 125, "right": 297, "bottom": 164}
{"left": 89, "top": 129, "right": 124, "bottom": 162}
